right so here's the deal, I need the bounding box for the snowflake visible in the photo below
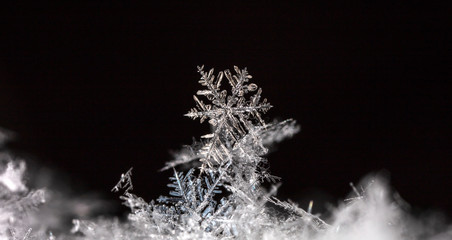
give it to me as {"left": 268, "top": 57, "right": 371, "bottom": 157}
{"left": 185, "top": 66, "right": 272, "bottom": 169}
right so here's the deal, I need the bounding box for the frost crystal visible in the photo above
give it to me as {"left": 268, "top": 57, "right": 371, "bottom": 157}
{"left": 0, "top": 153, "right": 48, "bottom": 240}
{"left": 74, "top": 66, "right": 323, "bottom": 239}
{"left": 184, "top": 65, "right": 273, "bottom": 169}
{"left": 2, "top": 66, "right": 451, "bottom": 239}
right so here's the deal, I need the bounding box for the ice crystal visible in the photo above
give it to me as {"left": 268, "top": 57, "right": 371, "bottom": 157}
{"left": 73, "top": 66, "right": 323, "bottom": 239}
{"left": 184, "top": 65, "right": 273, "bottom": 170}
{"left": 0, "top": 153, "right": 49, "bottom": 240}
{"left": 68, "top": 66, "right": 306, "bottom": 239}
{"left": 3, "top": 66, "right": 451, "bottom": 240}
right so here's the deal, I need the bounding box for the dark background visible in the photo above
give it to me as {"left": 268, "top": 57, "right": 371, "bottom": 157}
{"left": 1, "top": 2, "right": 451, "bottom": 216}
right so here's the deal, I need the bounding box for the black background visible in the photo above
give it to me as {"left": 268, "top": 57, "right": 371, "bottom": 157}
{"left": 1, "top": 2, "right": 451, "bottom": 216}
